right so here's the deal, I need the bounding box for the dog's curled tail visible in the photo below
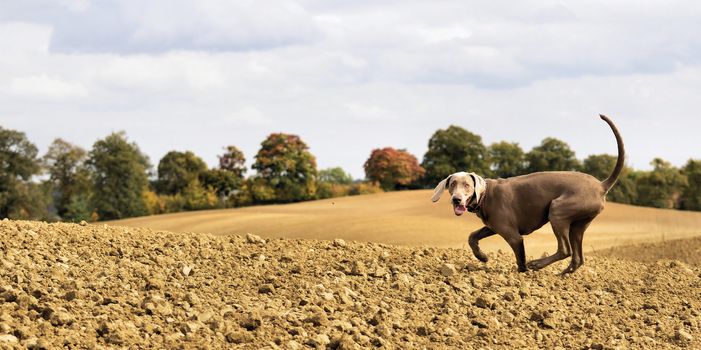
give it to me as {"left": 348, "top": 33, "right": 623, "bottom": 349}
{"left": 599, "top": 114, "right": 625, "bottom": 192}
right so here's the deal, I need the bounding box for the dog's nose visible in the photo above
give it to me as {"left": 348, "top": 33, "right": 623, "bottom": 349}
{"left": 452, "top": 197, "right": 461, "bottom": 206}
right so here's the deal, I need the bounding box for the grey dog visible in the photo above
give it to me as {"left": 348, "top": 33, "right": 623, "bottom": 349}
{"left": 431, "top": 115, "right": 624, "bottom": 273}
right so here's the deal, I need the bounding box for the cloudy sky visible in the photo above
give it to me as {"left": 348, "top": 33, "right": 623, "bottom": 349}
{"left": 1, "top": 0, "right": 700, "bottom": 178}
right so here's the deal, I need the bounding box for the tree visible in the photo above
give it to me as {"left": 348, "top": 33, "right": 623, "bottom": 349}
{"left": 422, "top": 125, "right": 490, "bottom": 185}
{"left": 525, "top": 137, "right": 581, "bottom": 173}
{"left": 680, "top": 159, "right": 701, "bottom": 211}
{"left": 319, "top": 167, "right": 354, "bottom": 184}
{"left": 87, "top": 132, "right": 150, "bottom": 220}
{"left": 635, "top": 158, "right": 688, "bottom": 209}
{"left": 0, "top": 126, "right": 47, "bottom": 219}
{"left": 488, "top": 141, "right": 525, "bottom": 178}
{"left": 156, "top": 151, "right": 207, "bottom": 195}
{"left": 251, "top": 133, "right": 317, "bottom": 202}
{"left": 202, "top": 145, "right": 247, "bottom": 198}
{"left": 582, "top": 154, "right": 636, "bottom": 204}
{"left": 219, "top": 146, "right": 246, "bottom": 178}
{"left": 364, "top": 147, "right": 425, "bottom": 191}
{"left": 316, "top": 167, "right": 355, "bottom": 199}
{"left": 43, "top": 138, "right": 92, "bottom": 220}
{"left": 200, "top": 168, "right": 241, "bottom": 197}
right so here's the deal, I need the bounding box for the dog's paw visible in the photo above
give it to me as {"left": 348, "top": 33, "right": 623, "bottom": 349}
{"left": 473, "top": 251, "right": 488, "bottom": 263}
{"left": 526, "top": 260, "right": 545, "bottom": 270}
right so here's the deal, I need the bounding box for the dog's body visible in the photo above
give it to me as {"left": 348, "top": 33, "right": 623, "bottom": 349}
{"left": 432, "top": 115, "right": 624, "bottom": 273}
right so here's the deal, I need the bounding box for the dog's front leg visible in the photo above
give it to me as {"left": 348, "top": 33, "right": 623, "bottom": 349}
{"left": 468, "top": 226, "right": 496, "bottom": 263}
{"left": 503, "top": 234, "right": 528, "bottom": 272}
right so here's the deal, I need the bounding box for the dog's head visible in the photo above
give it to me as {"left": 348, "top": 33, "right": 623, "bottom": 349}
{"left": 431, "top": 172, "right": 486, "bottom": 216}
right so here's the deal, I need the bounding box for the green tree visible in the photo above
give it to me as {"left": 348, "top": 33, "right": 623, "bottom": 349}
{"left": 319, "top": 167, "right": 354, "bottom": 184}
{"left": 200, "top": 168, "right": 241, "bottom": 197}
{"left": 156, "top": 151, "right": 207, "bottom": 195}
{"left": 422, "top": 125, "right": 490, "bottom": 185}
{"left": 87, "top": 132, "right": 150, "bottom": 220}
{"left": 251, "top": 133, "right": 318, "bottom": 202}
{"left": 0, "top": 127, "right": 47, "bottom": 219}
{"left": 680, "top": 159, "right": 701, "bottom": 211}
{"left": 635, "top": 158, "right": 688, "bottom": 209}
{"left": 43, "top": 138, "right": 92, "bottom": 220}
{"left": 488, "top": 141, "right": 525, "bottom": 178}
{"left": 219, "top": 145, "right": 246, "bottom": 178}
{"left": 582, "top": 154, "right": 636, "bottom": 204}
{"left": 365, "top": 147, "right": 425, "bottom": 191}
{"left": 525, "top": 137, "right": 581, "bottom": 173}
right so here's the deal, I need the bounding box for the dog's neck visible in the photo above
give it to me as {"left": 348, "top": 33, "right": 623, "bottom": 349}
{"left": 467, "top": 181, "right": 487, "bottom": 213}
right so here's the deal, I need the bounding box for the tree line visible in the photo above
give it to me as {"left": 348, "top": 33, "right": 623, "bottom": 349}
{"left": 1, "top": 124, "right": 699, "bottom": 222}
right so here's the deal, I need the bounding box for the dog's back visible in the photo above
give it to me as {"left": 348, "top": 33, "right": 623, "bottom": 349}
{"left": 486, "top": 171, "right": 605, "bottom": 235}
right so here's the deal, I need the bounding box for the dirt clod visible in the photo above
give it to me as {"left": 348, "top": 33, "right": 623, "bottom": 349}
{"left": 440, "top": 263, "right": 457, "bottom": 276}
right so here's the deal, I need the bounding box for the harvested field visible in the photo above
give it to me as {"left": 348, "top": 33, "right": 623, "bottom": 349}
{"left": 1, "top": 219, "right": 699, "bottom": 349}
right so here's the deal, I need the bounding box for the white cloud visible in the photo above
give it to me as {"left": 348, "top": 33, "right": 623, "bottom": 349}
{"left": 5, "top": 75, "right": 88, "bottom": 100}
{"left": 0, "top": 22, "right": 52, "bottom": 54}
{"left": 345, "top": 103, "right": 397, "bottom": 121}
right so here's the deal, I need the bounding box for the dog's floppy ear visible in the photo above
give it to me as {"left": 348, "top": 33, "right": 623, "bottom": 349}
{"left": 468, "top": 173, "right": 486, "bottom": 203}
{"left": 431, "top": 175, "right": 452, "bottom": 202}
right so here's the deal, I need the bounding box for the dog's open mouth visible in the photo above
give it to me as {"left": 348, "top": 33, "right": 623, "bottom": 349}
{"left": 454, "top": 204, "right": 467, "bottom": 216}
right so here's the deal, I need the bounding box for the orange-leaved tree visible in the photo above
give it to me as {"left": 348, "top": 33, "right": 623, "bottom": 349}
{"left": 364, "top": 147, "right": 425, "bottom": 191}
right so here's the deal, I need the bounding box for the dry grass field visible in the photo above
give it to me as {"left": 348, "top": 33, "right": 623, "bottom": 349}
{"left": 110, "top": 190, "right": 701, "bottom": 257}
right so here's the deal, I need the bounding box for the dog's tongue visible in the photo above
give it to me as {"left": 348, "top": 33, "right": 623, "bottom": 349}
{"left": 454, "top": 205, "right": 467, "bottom": 216}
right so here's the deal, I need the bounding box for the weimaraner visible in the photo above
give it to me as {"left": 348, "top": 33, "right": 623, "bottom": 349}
{"left": 431, "top": 115, "right": 624, "bottom": 273}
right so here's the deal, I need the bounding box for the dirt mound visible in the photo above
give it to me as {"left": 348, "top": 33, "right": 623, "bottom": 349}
{"left": 596, "top": 236, "right": 701, "bottom": 267}
{"left": 1, "top": 220, "right": 700, "bottom": 349}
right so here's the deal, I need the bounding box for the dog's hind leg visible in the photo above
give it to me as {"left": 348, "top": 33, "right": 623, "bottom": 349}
{"left": 561, "top": 217, "right": 595, "bottom": 274}
{"left": 468, "top": 226, "right": 496, "bottom": 263}
{"left": 527, "top": 200, "right": 574, "bottom": 270}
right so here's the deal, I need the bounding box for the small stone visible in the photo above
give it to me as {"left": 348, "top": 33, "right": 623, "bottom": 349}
{"left": 0, "top": 334, "right": 18, "bottom": 343}
{"left": 474, "top": 295, "right": 492, "bottom": 309}
{"left": 304, "top": 307, "right": 329, "bottom": 327}
{"left": 245, "top": 233, "right": 266, "bottom": 245}
{"left": 306, "top": 334, "right": 330, "bottom": 347}
{"left": 197, "top": 311, "right": 214, "bottom": 323}
{"left": 287, "top": 340, "right": 303, "bottom": 350}
{"left": 63, "top": 290, "right": 78, "bottom": 301}
{"left": 676, "top": 329, "right": 693, "bottom": 341}
{"left": 372, "top": 266, "right": 388, "bottom": 278}
{"left": 238, "top": 311, "right": 262, "bottom": 331}
{"left": 333, "top": 239, "right": 347, "bottom": 247}
{"left": 50, "top": 311, "right": 73, "bottom": 326}
{"left": 79, "top": 220, "right": 88, "bottom": 226}
{"left": 440, "top": 263, "right": 457, "bottom": 277}
{"left": 184, "top": 292, "right": 200, "bottom": 306}
{"left": 502, "top": 292, "right": 515, "bottom": 301}
{"left": 350, "top": 261, "right": 367, "bottom": 276}
{"left": 258, "top": 284, "right": 275, "bottom": 294}
{"left": 182, "top": 265, "right": 193, "bottom": 276}
{"left": 146, "top": 278, "right": 164, "bottom": 290}
{"left": 226, "top": 331, "right": 252, "bottom": 344}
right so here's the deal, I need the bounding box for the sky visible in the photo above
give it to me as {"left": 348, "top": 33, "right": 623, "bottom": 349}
{"left": 1, "top": 0, "right": 700, "bottom": 179}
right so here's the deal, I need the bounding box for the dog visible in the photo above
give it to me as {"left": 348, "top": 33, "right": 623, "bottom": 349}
{"left": 431, "top": 115, "right": 624, "bottom": 273}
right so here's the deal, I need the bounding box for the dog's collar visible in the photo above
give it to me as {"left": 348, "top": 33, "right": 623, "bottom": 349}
{"left": 467, "top": 183, "right": 486, "bottom": 213}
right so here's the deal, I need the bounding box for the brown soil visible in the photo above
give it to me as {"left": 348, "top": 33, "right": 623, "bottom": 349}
{"left": 1, "top": 219, "right": 700, "bottom": 349}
